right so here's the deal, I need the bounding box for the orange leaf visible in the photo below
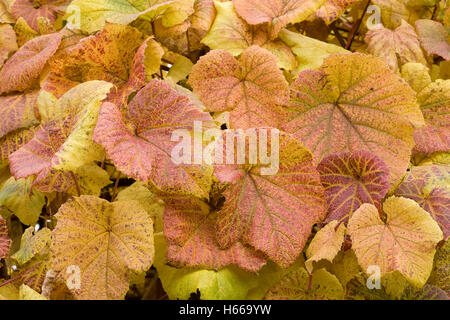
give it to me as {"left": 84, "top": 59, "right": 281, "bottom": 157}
{"left": 0, "top": 33, "right": 62, "bottom": 94}
{"left": 188, "top": 46, "right": 289, "bottom": 129}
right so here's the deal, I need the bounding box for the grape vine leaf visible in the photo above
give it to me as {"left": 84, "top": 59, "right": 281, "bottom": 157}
{"left": 63, "top": 0, "right": 173, "bottom": 33}
{"left": 43, "top": 23, "right": 155, "bottom": 104}
{"left": 413, "top": 79, "right": 450, "bottom": 156}
{"left": 9, "top": 81, "right": 113, "bottom": 190}
{"left": 19, "top": 284, "right": 46, "bottom": 300}
{"left": 214, "top": 130, "right": 326, "bottom": 267}
{"left": 317, "top": 151, "right": 390, "bottom": 224}
{"left": 281, "top": 53, "right": 424, "bottom": 186}
{"left": 50, "top": 195, "right": 154, "bottom": 300}
{"left": 10, "top": 0, "right": 70, "bottom": 32}
{"left": 12, "top": 227, "right": 52, "bottom": 265}
{"left": 201, "top": 1, "right": 296, "bottom": 70}
{"left": 188, "top": 46, "right": 289, "bottom": 129}
{"left": 163, "top": 194, "right": 267, "bottom": 271}
{"left": 0, "top": 177, "right": 45, "bottom": 226}
{"left": 154, "top": 232, "right": 259, "bottom": 300}
{"left": 348, "top": 196, "right": 444, "bottom": 287}
{"left": 0, "top": 91, "right": 39, "bottom": 138}
{"left": 316, "top": 0, "right": 360, "bottom": 24}
{"left": 427, "top": 240, "right": 449, "bottom": 295}
{"left": 0, "top": 24, "right": 17, "bottom": 68}
{"left": 232, "top": 0, "right": 327, "bottom": 39}
{"left": 365, "top": 20, "right": 427, "bottom": 71}
{"left": 415, "top": 19, "right": 450, "bottom": 60}
{"left": 0, "top": 215, "right": 11, "bottom": 259}
{"left": 278, "top": 28, "right": 348, "bottom": 74}
{"left": 265, "top": 268, "right": 344, "bottom": 300}
{"left": 305, "top": 220, "right": 346, "bottom": 273}
{"left": 93, "top": 79, "right": 214, "bottom": 199}
{"left": 394, "top": 165, "right": 449, "bottom": 239}
{"left": 0, "top": 32, "right": 63, "bottom": 94}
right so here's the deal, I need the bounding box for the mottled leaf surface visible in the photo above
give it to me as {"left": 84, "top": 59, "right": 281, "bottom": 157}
{"left": 416, "top": 19, "right": 450, "bottom": 60}
{"left": 348, "top": 196, "right": 443, "bottom": 287}
{"left": 163, "top": 195, "right": 267, "bottom": 272}
{"left": 395, "top": 165, "right": 449, "bottom": 239}
{"left": 188, "top": 46, "right": 289, "bottom": 129}
{"left": 265, "top": 268, "right": 344, "bottom": 300}
{"left": 214, "top": 130, "right": 326, "bottom": 267}
{"left": 51, "top": 195, "right": 154, "bottom": 300}
{"left": 94, "top": 80, "right": 214, "bottom": 199}
{"left": 0, "top": 33, "right": 62, "bottom": 94}
{"left": 233, "top": 0, "right": 327, "bottom": 39}
{"left": 317, "top": 151, "right": 390, "bottom": 223}
{"left": 282, "top": 53, "right": 423, "bottom": 185}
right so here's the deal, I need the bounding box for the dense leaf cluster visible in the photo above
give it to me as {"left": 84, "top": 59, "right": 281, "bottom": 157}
{"left": 0, "top": 0, "right": 448, "bottom": 300}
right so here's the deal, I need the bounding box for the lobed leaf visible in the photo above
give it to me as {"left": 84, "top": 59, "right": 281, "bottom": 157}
{"left": 50, "top": 195, "right": 154, "bottom": 300}
{"left": 0, "top": 176, "right": 45, "bottom": 226}
{"left": 232, "top": 0, "right": 327, "bottom": 39}
{"left": 93, "top": 79, "right": 214, "bottom": 199}
{"left": 264, "top": 268, "right": 344, "bottom": 300}
{"left": 415, "top": 19, "right": 450, "bottom": 60}
{"left": 348, "top": 196, "right": 443, "bottom": 287}
{"left": 394, "top": 165, "right": 449, "bottom": 239}
{"left": 188, "top": 46, "right": 289, "bottom": 129}
{"left": 163, "top": 195, "right": 267, "bottom": 272}
{"left": 317, "top": 150, "right": 390, "bottom": 224}
{"left": 214, "top": 130, "right": 326, "bottom": 267}
{"left": 281, "top": 53, "right": 423, "bottom": 186}
{"left": 0, "top": 33, "right": 62, "bottom": 94}
{"left": 0, "top": 215, "right": 11, "bottom": 259}
{"left": 365, "top": 20, "right": 427, "bottom": 71}
{"left": 305, "top": 220, "right": 346, "bottom": 273}
{"left": 202, "top": 1, "right": 296, "bottom": 70}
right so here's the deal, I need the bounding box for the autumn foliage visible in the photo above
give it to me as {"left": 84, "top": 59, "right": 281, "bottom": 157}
{"left": 0, "top": 0, "right": 449, "bottom": 300}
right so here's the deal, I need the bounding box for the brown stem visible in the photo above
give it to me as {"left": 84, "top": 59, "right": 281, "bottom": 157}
{"left": 70, "top": 171, "right": 81, "bottom": 197}
{"left": 345, "top": 0, "right": 371, "bottom": 50}
{"left": 186, "top": 29, "right": 191, "bottom": 56}
{"left": 307, "top": 273, "right": 313, "bottom": 292}
{"left": 0, "top": 276, "right": 21, "bottom": 288}
{"left": 111, "top": 173, "right": 121, "bottom": 202}
{"left": 330, "top": 23, "right": 347, "bottom": 48}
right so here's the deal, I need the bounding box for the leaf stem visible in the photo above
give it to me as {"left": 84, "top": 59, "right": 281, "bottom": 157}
{"left": 70, "top": 171, "right": 81, "bottom": 197}
{"left": 111, "top": 172, "right": 121, "bottom": 202}
{"left": 345, "top": 0, "right": 371, "bottom": 50}
{"left": 0, "top": 276, "right": 21, "bottom": 288}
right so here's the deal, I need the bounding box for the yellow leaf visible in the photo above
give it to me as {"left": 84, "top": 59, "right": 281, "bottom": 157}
{"left": 278, "top": 28, "right": 348, "bottom": 74}
{"left": 51, "top": 81, "right": 114, "bottom": 172}
{"left": 13, "top": 17, "right": 38, "bottom": 47}
{"left": 51, "top": 195, "right": 154, "bottom": 300}
{"left": 265, "top": 268, "right": 344, "bottom": 300}
{"left": 115, "top": 182, "right": 164, "bottom": 232}
{"left": 12, "top": 227, "right": 52, "bottom": 265}
{"left": 305, "top": 221, "right": 346, "bottom": 273}
{"left": 19, "top": 284, "right": 47, "bottom": 300}
{"left": 167, "top": 54, "right": 193, "bottom": 84}
{"left": 0, "top": 177, "right": 45, "bottom": 226}
{"left": 153, "top": 233, "right": 258, "bottom": 300}
{"left": 401, "top": 63, "right": 432, "bottom": 93}
{"left": 327, "top": 249, "right": 361, "bottom": 288}
{"left": 64, "top": 0, "right": 174, "bottom": 33}
{"left": 67, "top": 164, "right": 111, "bottom": 197}
{"left": 348, "top": 196, "right": 443, "bottom": 287}
{"left": 0, "top": 283, "right": 19, "bottom": 300}
{"left": 202, "top": 1, "right": 296, "bottom": 70}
